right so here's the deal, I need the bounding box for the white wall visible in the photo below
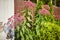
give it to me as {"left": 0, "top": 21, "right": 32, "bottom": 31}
{"left": 0, "top": 0, "right": 14, "bottom": 23}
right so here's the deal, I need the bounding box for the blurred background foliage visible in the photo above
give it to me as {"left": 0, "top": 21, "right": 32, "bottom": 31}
{"left": 30, "top": 0, "right": 60, "bottom": 7}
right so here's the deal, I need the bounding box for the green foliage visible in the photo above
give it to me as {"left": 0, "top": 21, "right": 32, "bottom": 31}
{"left": 15, "top": 0, "right": 60, "bottom": 40}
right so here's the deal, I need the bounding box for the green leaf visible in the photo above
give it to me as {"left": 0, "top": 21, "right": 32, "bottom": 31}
{"left": 28, "top": 11, "right": 31, "bottom": 16}
{"left": 27, "top": 17, "right": 32, "bottom": 22}
{"left": 16, "top": 26, "right": 20, "bottom": 31}
{"left": 26, "top": 23, "right": 31, "bottom": 27}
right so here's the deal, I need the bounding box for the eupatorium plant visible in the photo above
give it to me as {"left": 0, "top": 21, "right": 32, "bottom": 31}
{"left": 7, "top": 0, "right": 60, "bottom": 40}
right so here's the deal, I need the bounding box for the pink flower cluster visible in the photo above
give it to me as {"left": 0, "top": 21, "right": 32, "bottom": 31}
{"left": 7, "top": 13, "right": 25, "bottom": 29}
{"left": 7, "top": 16, "right": 14, "bottom": 28}
{"left": 54, "top": 15, "right": 60, "bottom": 19}
{"left": 39, "top": 9, "right": 50, "bottom": 15}
{"left": 24, "top": 1, "right": 36, "bottom": 9}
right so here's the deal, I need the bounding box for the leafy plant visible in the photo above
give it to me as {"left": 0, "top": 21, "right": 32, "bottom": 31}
{"left": 15, "top": 0, "right": 60, "bottom": 40}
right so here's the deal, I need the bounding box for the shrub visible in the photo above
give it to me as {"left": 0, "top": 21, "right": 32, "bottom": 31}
{"left": 14, "top": 0, "right": 60, "bottom": 40}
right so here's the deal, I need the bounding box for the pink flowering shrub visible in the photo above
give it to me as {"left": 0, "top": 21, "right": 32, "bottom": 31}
{"left": 54, "top": 15, "right": 60, "bottom": 20}
{"left": 7, "top": 16, "right": 14, "bottom": 28}
{"left": 15, "top": 0, "right": 60, "bottom": 19}
{"left": 14, "top": 13, "right": 25, "bottom": 24}
{"left": 8, "top": 1, "right": 60, "bottom": 29}
{"left": 7, "top": 13, "right": 25, "bottom": 29}
{"left": 25, "top": 1, "right": 36, "bottom": 9}
{"left": 39, "top": 8, "right": 50, "bottom": 15}
{"left": 24, "top": 1, "right": 36, "bottom": 22}
{"left": 14, "top": 1, "right": 60, "bottom": 40}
